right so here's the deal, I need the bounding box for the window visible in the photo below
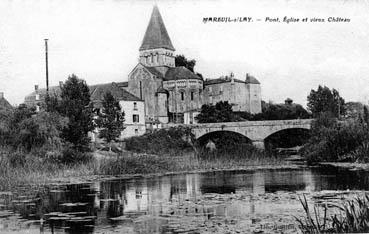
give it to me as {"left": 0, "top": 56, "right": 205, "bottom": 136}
{"left": 220, "top": 86, "right": 223, "bottom": 94}
{"left": 35, "top": 94, "right": 40, "bottom": 101}
{"left": 133, "top": 114, "right": 139, "bottom": 123}
{"left": 181, "top": 92, "right": 185, "bottom": 101}
{"left": 133, "top": 102, "right": 137, "bottom": 110}
{"left": 191, "top": 91, "right": 194, "bottom": 101}
{"left": 135, "top": 129, "right": 138, "bottom": 135}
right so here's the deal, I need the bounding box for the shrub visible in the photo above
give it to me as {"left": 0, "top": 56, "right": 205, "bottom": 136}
{"left": 125, "top": 126, "right": 193, "bottom": 155}
{"left": 100, "top": 154, "right": 174, "bottom": 175}
{"left": 60, "top": 144, "right": 92, "bottom": 164}
{"left": 302, "top": 112, "right": 368, "bottom": 163}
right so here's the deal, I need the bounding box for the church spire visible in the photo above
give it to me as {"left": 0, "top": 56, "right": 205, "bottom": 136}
{"left": 139, "top": 5, "right": 175, "bottom": 51}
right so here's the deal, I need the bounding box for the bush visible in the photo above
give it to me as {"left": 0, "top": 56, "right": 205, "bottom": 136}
{"left": 302, "top": 112, "right": 369, "bottom": 163}
{"left": 125, "top": 126, "right": 193, "bottom": 155}
{"left": 100, "top": 154, "right": 174, "bottom": 175}
{"left": 59, "top": 145, "right": 92, "bottom": 164}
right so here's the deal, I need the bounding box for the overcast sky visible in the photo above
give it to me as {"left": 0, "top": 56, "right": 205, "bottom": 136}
{"left": 1, "top": 0, "right": 369, "bottom": 106}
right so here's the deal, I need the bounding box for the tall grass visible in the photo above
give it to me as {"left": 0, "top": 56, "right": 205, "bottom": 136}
{"left": 0, "top": 148, "right": 98, "bottom": 191}
{"left": 296, "top": 194, "right": 369, "bottom": 233}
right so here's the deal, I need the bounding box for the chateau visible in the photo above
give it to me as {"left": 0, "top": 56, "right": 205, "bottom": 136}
{"left": 24, "top": 5, "right": 262, "bottom": 138}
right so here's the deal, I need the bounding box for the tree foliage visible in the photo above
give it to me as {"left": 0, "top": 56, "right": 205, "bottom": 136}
{"left": 58, "top": 74, "right": 94, "bottom": 151}
{"left": 15, "top": 111, "right": 68, "bottom": 151}
{"left": 95, "top": 92, "right": 125, "bottom": 143}
{"left": 175, "top": 55, "right": 196, "bottom": 72}
{"left": 251, "top": 102, "right": 311, "bottom": 120}
{"left": 301, "top": 112, "right": 368, "bottom": 163}
{"left": 307, "top": 85, "right": 345, "bottom": 118}
{"left": 196, "top": 101, "right": 240, "bottom": 123}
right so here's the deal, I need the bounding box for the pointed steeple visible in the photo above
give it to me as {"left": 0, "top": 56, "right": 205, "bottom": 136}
{"left": 140, "top": 5, "right": 175, "bottom": 51}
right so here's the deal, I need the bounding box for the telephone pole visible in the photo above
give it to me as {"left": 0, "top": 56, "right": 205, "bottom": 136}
{"left": 44, "top": 39, "right": 49, "bottom": 93}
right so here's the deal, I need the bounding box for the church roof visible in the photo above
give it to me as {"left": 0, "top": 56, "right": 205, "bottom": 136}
{"left": 245, "top": 75, "right": 260, "bottom": 84}
{"left": 144, "top": 65, "right": 164, "bottom": 78}
{"left": 156, "top": 86, "right": 168, "bottom": 94}
{"left": 139, "top": 5, "right": 175, "bottom": 51}
{"left": 164, "top": 66, "right": 202, "bottom": 81}
{"left": 0, "top": 96, "right": 13, "bottom": 111}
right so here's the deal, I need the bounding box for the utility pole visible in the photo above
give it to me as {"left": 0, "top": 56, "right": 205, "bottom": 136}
{"left": 44, "top": 39, "right": 49, "bottom": 93}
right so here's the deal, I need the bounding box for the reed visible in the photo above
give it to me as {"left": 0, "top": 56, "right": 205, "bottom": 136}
{"left": 296, "top": 194, "right": 369, "bottom": 233}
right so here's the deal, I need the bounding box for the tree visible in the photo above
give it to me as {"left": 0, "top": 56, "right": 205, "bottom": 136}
{"left": 59, "top": 74, "right": 94, "bottom": 151}
{"left": 95, "top": 92, "right": 125, "bottom": 145}
{"left": 307, "top": 85, "right": 345, "bottom": 118}
{"left": 175, "top": 55, "right": 196, "bottom": 72}
{"left": 16, "top": 111, "right": 68, "bottom": 151}
{"left": 196, "top": 101, "right": 239, "bottom": 123}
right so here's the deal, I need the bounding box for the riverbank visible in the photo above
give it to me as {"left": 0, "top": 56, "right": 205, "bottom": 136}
{"left": 319, "top": 162, "right": 369, "bottom": 171}
{"left": 0, "top": 149, "right": 297, "bottom": 190}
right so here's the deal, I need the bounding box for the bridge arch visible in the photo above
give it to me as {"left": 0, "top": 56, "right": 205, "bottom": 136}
{"left": 196, "top": 130, "right": 252, "bottom": 145}
{"left": 257, "top": 125, "right": 311, "bottom": 141}
{"left": 264, "top": 127, "right": 311, "bottom": 149}
{"left": 195, "top": 130, "right": 253, "bottom": 152}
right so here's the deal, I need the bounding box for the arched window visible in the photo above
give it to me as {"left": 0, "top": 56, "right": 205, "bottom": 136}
{"left": 181, "top": 91, "right": 185, "bottom": 101}
{"left": 191, "top": 91, "right": 194, "bottom": 101}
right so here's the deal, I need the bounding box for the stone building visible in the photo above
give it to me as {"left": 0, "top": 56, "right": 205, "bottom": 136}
{"left": 203, "top": 73, "right": 262, "bottom": 114}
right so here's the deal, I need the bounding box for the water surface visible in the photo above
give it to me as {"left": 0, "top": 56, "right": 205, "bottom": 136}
{"left": 1, "top": 166, "right": 368, "bottom": 233}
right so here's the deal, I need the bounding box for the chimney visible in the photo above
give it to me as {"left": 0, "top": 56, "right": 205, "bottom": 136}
{"left": 285, "top": 98, "right": 293, "bottom": 105}
{"left": 35, "top": 85, "right": 39, "bottom": 91}
{"left": 0, "top": 92, "right": 3, "bottom": 99}
{"left": 59, "top": 81, "right": 63, "bottom": 88}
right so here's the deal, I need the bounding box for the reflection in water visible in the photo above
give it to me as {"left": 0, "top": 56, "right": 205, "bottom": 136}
{"left": 1, "top": 166, "right": 369, "bottom": 233}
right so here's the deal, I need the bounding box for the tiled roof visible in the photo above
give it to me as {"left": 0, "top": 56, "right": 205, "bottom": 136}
{"left": 0, "top": 97, "right": 13, "bottom": 110}
{"left": 116, "top": 81, "right": 128, "bottom": 88}
{"left": 144, "top": 66, "right": 164, "bottom": 78}
{"left": 90, "top": 82, "right": 142, "bottom": 105}
{"left": 139, "top": 5, "right": 175, "bottom": 51}
{"left": 164, "top": 66, "right": 202, "bottom": 81}
{"left": 245, "top": 75, "right": 260, "bottom": 84}
{"left": 156, "top": 86, "right": 168, "bottom": 94}
{"left": 204, "top": 77, "right": 245, "bottom": 85}
{"left": 24, "top": 82, "right": 142, "bottom": 107}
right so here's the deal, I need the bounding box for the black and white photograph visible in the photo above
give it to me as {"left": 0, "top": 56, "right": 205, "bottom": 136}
{"left": 0, "top": 0, "right": 369, "bottom": 233}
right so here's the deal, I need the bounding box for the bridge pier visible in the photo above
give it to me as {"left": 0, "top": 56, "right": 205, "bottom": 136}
{"left": 252, "top": 140, "right": 265, "bottom": 150}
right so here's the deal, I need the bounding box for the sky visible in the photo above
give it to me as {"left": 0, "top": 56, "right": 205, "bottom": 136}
{"left": 0, "top": 0, "right": 369, "bottom": 106}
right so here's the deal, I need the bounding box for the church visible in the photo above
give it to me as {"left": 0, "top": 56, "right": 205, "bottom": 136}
{"left": 122, "top": 5, "right": 262, "bottom": 124}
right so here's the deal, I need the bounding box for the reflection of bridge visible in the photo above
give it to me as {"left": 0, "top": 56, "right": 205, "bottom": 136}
{"left": 165, "top": 119, "right": 313, "bottom": 149}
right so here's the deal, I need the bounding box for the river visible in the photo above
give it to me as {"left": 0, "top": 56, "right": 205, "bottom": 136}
{"left": 1, "top": 165, "right": 368, "bottom": 233}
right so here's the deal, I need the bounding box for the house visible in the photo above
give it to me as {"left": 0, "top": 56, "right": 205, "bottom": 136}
{"left": 89, "top": 82, "right": 145, "bottom": 140}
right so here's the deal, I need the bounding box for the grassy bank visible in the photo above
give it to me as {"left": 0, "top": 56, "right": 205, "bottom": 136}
{"left": 0, "top": 147, "right": 285, "bottom": 190}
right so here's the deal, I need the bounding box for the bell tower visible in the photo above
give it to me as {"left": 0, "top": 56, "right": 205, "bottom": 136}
{"left": 139, "top": 5, "right": 175, "bottom": 75}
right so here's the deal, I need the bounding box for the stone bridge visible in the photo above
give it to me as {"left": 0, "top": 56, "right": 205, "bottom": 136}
{"left": 164, "top": 119, "right": 313, "bottom": 149}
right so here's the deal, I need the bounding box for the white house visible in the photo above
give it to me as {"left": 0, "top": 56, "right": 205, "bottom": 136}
{"left": 89, "top": 82, "right": 146, "bottom": 141}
